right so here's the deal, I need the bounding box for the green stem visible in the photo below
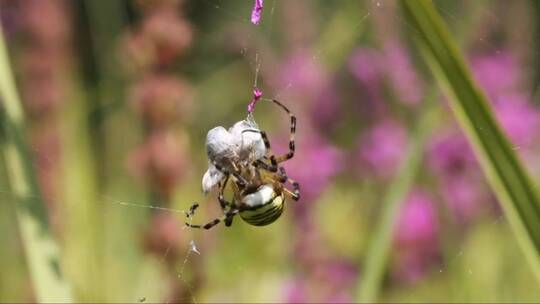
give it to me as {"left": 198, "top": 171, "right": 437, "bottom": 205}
{"left": 0, "top": 24, "right": 73, "bottom": 302}
{"left": 357, "top": 92, "right": 439, "bottom": 302}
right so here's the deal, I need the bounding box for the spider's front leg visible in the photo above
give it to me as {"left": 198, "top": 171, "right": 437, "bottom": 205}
{"left": 274, "top": 166, "right": 300, "bottom": 201}
{"left": 284, "top": 177, "right": 300, "bottom": 201}
{"left": 269, "top": 99, "right": 296, "bottom": 163}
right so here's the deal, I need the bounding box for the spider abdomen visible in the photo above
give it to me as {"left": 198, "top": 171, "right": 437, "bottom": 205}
{"left": 240, "top": 187, "right": 285, "bottom": 226}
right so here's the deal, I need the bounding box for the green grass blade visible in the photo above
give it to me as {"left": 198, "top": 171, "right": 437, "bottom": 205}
{"left": 0, "top": 24, "right": 73, "bottom": 302}
{"left": 402, "top": 0, "right": 540, "bottom": 282}
{"left": 357, "top": 93, "right": 440, "bottom": 302}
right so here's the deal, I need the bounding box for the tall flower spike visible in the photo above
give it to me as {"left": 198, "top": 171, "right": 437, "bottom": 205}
{"left": 251, "top": 0, "right": 264, "bottom": 25}
{"left": 247, "top": 87, "right": 263, "bottom": 113}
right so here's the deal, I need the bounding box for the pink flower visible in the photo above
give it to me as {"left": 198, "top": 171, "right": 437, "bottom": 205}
{"left": 247, "top": 87, "right": 263, "bottom": 113}
{"left": 130, "top": 74, "right": 193, "bottom": 126}
{"left": 384, "top": 42, "right": 424, "bottom": 105}
{"left": 427, "top": 128, "right": 502, "bottom": 223}
{"left": 284, "top": 261, "right": 357, "bottom": 303}
{"left": 427, "top": 131, "right": 490, "bottom": 222}
{"left": 357, "top": 120, "right": 407, "bottom": 179}
{"left": 310, "top": 84, "right": 341, "bottom": 133}
{"left": 143, "top": 213, "right": 184, "bottom": 257}
{"left": 427, "top": 51, "right": 540, "bottom": 223}
{"left": 442, "top": 176, "right": 490, "bottom": 222}
{"left": 349, "top": 43, "right": 424, "bottom": 108}
{"left": 251, "top": 0, "right": 264, "bottom": 25}
{"left": 279, "top": 50, "right": 328, "bottom": 101}
{"left": 494, "top": 93, "right": 540, "bottom": 149}
{"left": 282, "top": 134, "right": 343, "bottom": 202}
{"left": 349, "top": 48, "right": 383, "bottom": 85}
{"left": 284, "top": 279, "right": 307, "bottom": 303}
{"left": 471, "top": 52, "right": 520, "bottom": 98}
{"left": 427, "top": 132, "right": 476, "bottom": 178}
{"left": 128, "top": 130, "right": 190, "bottom": 197}
{"left": 395, "top": 191, "right": 439, "bottom": 245}
{"left": 392, "top": 190, "right": 440, "bottom": 284}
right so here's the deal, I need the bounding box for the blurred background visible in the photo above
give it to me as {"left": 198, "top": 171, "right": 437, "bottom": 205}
{"left": 1, "top": 0, "right": 540, "bottom": 302}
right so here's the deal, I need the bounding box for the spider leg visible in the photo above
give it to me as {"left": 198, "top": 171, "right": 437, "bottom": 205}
{"left": 269, "top": 99, "right": 296, "bottom": 163}
{"left": 254, "top": 159, "right": 281, "bottom": 177}
{"left": 256, "top": 159, "right": 286, "bottom": 183}
{"left": 275, "top": 166, "right": 300, "bottom": 201}
{"left": 186, "top": 202, "right": 200, "bottom": 218}
{"left": 218, "top": 175, "right": 236, "bottom": 227}
{"left": 188, "top": 175, "right": 237, "bottom": 228}
{"left": 218, "top": 175, "right": 231, "bottom": 210}
{"left": 253, "top": 160, "right": 300, "bottom": 201}
{"left": 284, "top": 177, "right": 301, "bottom": 201}
{"left": 185, "top": 208, "right": 241, "bottom": 230}
{"left": 277, "top": 166, "right": 289, "bottom": 183}
{"left": 260, "top": 131, "right": 279, "bottom": 171}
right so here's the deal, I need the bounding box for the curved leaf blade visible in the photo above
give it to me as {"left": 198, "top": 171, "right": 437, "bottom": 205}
{"left": 402, "top": 0, "right": 540, "bottom": 283}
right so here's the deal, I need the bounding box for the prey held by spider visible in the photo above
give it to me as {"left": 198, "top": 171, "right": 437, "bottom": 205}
{"left": 186, "top": 98, "right": 300, "bottom": 229}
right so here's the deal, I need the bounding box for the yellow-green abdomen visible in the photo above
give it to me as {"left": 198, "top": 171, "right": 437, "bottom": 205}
{"left": 240, "top": 194, "right": 284, "bottom": 226}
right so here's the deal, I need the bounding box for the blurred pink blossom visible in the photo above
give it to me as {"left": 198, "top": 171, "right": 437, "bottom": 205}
{"left": 317, "top": 260, "right": 358, "bottom": 292}
{"left": 349, "top": 48, "right": 384, "bottom": 109}
{"left": 123, "top": 5, "right": 192, "bottom": 70}
{"left": 130, "top": 74, "right": 193, "bottom": 126}
{"left": 143, "top": 213, "right": 183, "bottom": 257}
{"left": 427, "top": 52, "right": 540, "bottom": 223}
{"left": 128, "top": 130, "right": 190, "bottom": 197}
{"left": 357, "top": 120, "right": 407, "bottom": 179}
{"left": 279, "top": 50, "right": 328, "bottom": 102}
{"left": 349, "top": 43, "right": 423, "bottom": 107}
{"left": 284, "top": 279, "right": 307, "bottom": 303}
{"left": 427, "top": 132, "right": 476, "bottom": 178}
{"left": 443, "top": 176, "right": 489, "bottom": 222}
{"left": 384, "top": 42, "right": 424, "bottom": 105}
{"left": 21, "top": 0, "right": 70, "bottom": 45}
{"left": 283, "top": 134, "right": 343, "bottom": 202}
{"left": 310, "top": 84, "right": 341, "bottom": 133}
{"left": 251, "top": 0, "right": 263, "bottom": 25}
{"left": 471, "top": 52, "right": 520, "bottom": 98}
{"left": 284, "top": 260, "right": 357, "bottom": 303}
{"left": 349, "top": 48, "right": 383, "bottom": 85}
{"left": 427, "top": 131, "right": 489, "bottom": 222}
{"left": 393, "top": 190, "right": 440, "bottom": 284}
{"left": 494, "top": 94, "right": 540, "bottom": 149}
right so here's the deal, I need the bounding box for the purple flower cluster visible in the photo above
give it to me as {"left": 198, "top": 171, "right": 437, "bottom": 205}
{"left": 427, "top": 51, "right": 540, "bottom": 224}
{"left": 348, "top": 39, "right": 540, "bottom": 285}
{"left": 11, "top": 0, "right": 72, "bottom": 232}
{"left": 392, "top": 190, "right": 440, "bottom": 284}
{"left": 285, "top": 264, "right": 357, "bottom": 303}
{"left": 123, "top": 2, "right": 197, "bottom": 302}
{"left": 125, "top": 1, "right": 194, "bottom": 199}
{"left": 283, "top": 134, "right": 344, "bottom": 203}
{"left": 349, "top": 42, "right": 424, "bottom": 108}
{"left": 356, "top": 119, "right": 407, "bottom": 179}
{"left": 427, "top": 131, "right": 489, "bottom": 222}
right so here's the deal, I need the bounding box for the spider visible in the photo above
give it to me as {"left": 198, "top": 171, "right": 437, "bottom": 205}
{"left": 186, "top": 99, "right": 300, "bottom": 229}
